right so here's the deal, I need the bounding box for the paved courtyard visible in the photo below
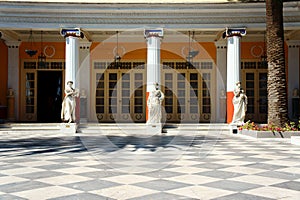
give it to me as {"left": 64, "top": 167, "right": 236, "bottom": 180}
{"left": 0, "top": 127, "right": 300, "bottom": 200}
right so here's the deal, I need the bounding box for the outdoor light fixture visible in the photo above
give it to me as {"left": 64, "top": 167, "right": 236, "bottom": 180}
{"left": 38, "top": 31, "right": 46, "bottom": 68}
{"left": 114, "top": 31, "right": 121, "bottom": 65}
{"left": 25, "top": 30, "right": 37, "bottom": 57}
{"left": 261, "top": 30, "right": 268, "bottom": 67}
{"left": 186, "top": 31, "right": 199, "bottom": 64}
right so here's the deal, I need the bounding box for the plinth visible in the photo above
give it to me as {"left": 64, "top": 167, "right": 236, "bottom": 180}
{"left": 60, "top": 123, "right": 77, "bottom": 133}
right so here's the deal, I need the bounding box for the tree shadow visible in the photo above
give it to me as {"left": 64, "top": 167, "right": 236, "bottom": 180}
{"left": 0, "top": 134, "right": 222, "bottom": 157}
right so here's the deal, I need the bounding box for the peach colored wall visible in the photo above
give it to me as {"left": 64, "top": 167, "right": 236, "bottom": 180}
{"left": 241, "top": 42, "right": 288, "bottom": 60}
{"left": 90, "top": 42, "right": 216, "bottom": 62}
{"left": 0, "top": 41, "right": 8, "bottom": 106}
{"left": 20, "top": 42, "right": 66, "bottom": 59}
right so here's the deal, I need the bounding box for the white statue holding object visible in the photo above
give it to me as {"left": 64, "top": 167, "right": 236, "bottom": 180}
{"left": 61, "top": 81, "right": 79, "bottom": 123}
{"left": 147, "top": 83, "right": 165, "bottom": 124}
{"left": 232, "top": 81, "right": 248, "bottom": 124}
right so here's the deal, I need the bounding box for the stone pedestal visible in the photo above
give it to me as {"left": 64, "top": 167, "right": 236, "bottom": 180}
{"left": 291, "top": 136, "right": 300, "bottom": 146}
{"left": 7, "top": 88, "right": 15, "bottom": 121}
{"left": 229, "top": 123, "right": 238, "bottom": 134}
{"left": 80, "top": 96, "right": 87, "bottom": 123}
{"left": 146, "top": 123, "right": 162, "bottom": 135}
{"left": 60, "top": 123, "right": 77, "bottom": 134}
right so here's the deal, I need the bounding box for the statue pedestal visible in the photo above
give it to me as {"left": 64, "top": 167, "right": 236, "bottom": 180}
{"left": 60, "top": 123, "right": 77, "bottom": 134}
{"left": 229, "top": 123, "right": 238, "bottom": 134}
{"left": 7, "top": 91, "right": 15, "bottom": 121}
{"left": 146, "top": 123, "right": 162, "bottom": 135}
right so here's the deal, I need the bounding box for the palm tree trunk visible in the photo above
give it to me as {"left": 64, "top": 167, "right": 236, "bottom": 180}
{"left": 266, "top": 0, "right": 288, "bottom": 127}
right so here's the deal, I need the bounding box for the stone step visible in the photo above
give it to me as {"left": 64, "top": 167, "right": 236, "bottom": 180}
{"left": 0, "top": 123, "right": 230, "bottom": 134}
{"left": 291, "top": 136, "right": 300, "bottom": 145}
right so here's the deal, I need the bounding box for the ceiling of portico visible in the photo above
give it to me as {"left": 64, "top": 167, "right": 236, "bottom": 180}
{"left": 0, "top": 1, "right": 300, "bottom": 43}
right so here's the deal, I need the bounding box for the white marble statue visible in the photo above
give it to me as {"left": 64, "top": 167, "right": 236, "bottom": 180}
{"left": 61, "top": 81, "right": 79, "bottom": 123}
{"left": 232, "top": 81, "right": 248, "bottom": 124}
{"left": 147, "top": 84, "right": 165, "bottom": 124}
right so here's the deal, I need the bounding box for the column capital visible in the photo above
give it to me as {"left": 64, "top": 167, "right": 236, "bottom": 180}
{"left": 60, "top": 28, "right": 84, "bottom": 39}
{"left": 215, "top": 40, "right": 227, "bottom": 49}
{"left": 287, "top": 40, "right": 300, "bottom": 48}
{"left": 5, "top": 40, "right": 21, "bottom": 48}
{"left": 222, "top": 27, "right": 246, "bottom": 38}
{"left": 79, "top": 41, "right": 92, "bottom": 50}
{"left": 144, "top": 29, "right": 164, "bottom": 38}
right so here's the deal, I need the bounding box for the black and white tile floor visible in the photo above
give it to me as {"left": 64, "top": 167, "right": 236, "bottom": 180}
{"left": 0, "top": 129, "right": 300, "bottom": 200}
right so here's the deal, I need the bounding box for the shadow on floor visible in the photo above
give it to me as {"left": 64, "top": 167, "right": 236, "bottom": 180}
{"left": 0, "top": 134, "right": 222, "bottom": 156}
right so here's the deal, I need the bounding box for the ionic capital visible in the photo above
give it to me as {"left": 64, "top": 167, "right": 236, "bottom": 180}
{"left": 222, "top": 27, "right": 246, "bottom": 38}
{"left": 144, "top": 29, "right": 164, "bottom": 39}
{"left": 60, "top": 28, "right": 84, "bottom": 39}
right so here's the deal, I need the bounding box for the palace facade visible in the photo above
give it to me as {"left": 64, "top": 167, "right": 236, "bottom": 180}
{"left": 0, "top": 0, "right": 299, "bottom": 124}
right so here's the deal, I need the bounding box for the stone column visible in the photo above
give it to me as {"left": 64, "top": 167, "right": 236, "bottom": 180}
{"left": 144, "top": 29, "right": 163, "bottom": 123}
{"left": 60, "top": 28, "right": 84, "bottom": 87}
{"left": 287, "top": 41, "right": 300, "bottom": 119}
{"left": 60, "top": 28, "right": 83, "bottom": 128}
{"left": 215, "top": 41, "right": 227, "bottom": 123}
{"left": 79, "top": 42, "right": 92, "bottom": 123}
{"left": 5, "top": 41, "right": 21, "bottom": 121}
{"left": 223, "top": 28, "right": 246, "bottom": 124}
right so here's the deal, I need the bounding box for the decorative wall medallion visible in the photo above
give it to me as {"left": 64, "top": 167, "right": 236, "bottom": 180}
{"left": 44, "top": 45, "right": 55, "bottom": 58}
{"left": 122, "top": 115, "right": 129, "bottom": 120}
{"left": 250, "top": 45, "right": 263, "bottom": 58}
{"left": 97, "top": 114, "right": 103, "bottom": 120}
{"left": 178, "top": 114, "right": 184, "bottom": 120}
{"left": 191, "top": 114, "right": 198, "bottom": 120}
{"left": 135, "top": 114, "right": 142, "bottom": 120}
{"left": 167, "top": 114, "right": 172, "bottom": 120}
{"left": 113, "top": 46, "right": 126, "bottom": 57}
{"left": 110, "top": 114, "right": 115, "bottom": 120}
{"left": 26, "top": 114, "right": 33, "bottom": 120}
{"left": 203, "top": 114, "right": 210, "bottom": 120}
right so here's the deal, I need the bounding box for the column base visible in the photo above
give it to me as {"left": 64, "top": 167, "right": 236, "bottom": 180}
{"left": 146, "top": 123, "right": 163, "bottom": 135}
{"left": 60, "top": 123, "right": 77, "bottom": 133}
{"left": 229, "top": 123, "right": 238, "bottom": 134}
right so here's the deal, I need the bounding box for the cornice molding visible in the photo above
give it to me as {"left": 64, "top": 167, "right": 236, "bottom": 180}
{"left": 0, "top": 2, "right": 298, "bottom": 30}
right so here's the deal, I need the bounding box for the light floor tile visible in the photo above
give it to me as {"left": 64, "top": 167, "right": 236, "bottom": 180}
{"left": 13, "top": 186, "right": 81, "bottom": 200}
{"left": 294, "top": 178, "right": 300, "bottom": 182}
{"left": 37, "top": 174, "right": 93, "bottom": 185}
{"left": 102, "top": 174, "right": 157, "bottom": 184}
{"left": 276, "top": 167, "right": 300, "bottom": 175}
{"left": 262, "top": 160, "right": 300, "bottom": 167}
{"left": 54, "top": 167, "right": 101, "bottom": 174}
{"left": 67, "top": 160, "right": 102, "bottom": 167}
{"left": 220, "top": 166, "right": 267, "bottom": 175}
{"left": 206, "top": 150, "right": 233, "bottom": 155}
{"left": 163, "top": 166, "right": 211, "bottom": 174}
{"left": 0, "top": 176, "right": 29, "bottom": 185}
{"left": 91, "top": 185, "right": 157, "bottom": 200}
{"left": 206, "top": 155, "right": 242, "bottom": 160}
{"left": 213, "top": 160, "right": 253, "bottom": 166}
{"left": 172, "top": 159, "right": 202, "bottom": 166}
{"left": 244, "top": 186, "right": 300, "bottom": 199}
{"left": 1, "top": 167, "right": 45, "bottom": 176}
{"left": 250, "top": 154, "right": 289, "bottom": 160}
{"left": 167, "top": 185, "right": 235, "bottom": 200}
{"left": 228, "top": 175, "right": 287, "bottom": 186}
{"left": 166, "top": 174, "right": 221, "bottom": 185}
{"left": 113, "top": 166, "right": 155, "bottom": 174}
{"left": 16, "top": 161, "right": 57, "bottom": 167}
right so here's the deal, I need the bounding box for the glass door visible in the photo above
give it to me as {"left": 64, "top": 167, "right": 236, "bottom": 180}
{"left": 162, "top": 69, "right": 211, "bottom": 122}
{"left": 242, "top": 70, "right": 267, "bottom": 123}
{"left": 94, "top": 61, "right": 146, "bottom": 122}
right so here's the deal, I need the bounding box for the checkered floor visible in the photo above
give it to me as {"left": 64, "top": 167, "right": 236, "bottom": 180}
{"left": 0, "top": 128, "right": 300, "bottom": 200}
